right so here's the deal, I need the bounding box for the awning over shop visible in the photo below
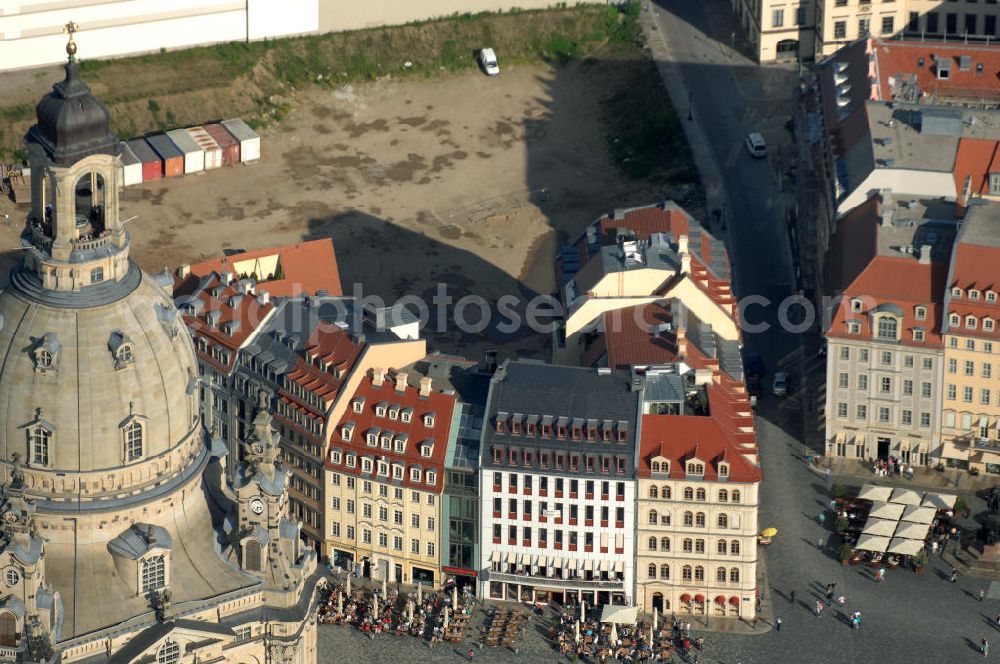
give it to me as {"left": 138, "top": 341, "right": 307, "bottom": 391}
{"left": 868, "top": 502, "right": 905, "bottom": 520}
{"left": 600, "top": 605, "right": 639, "bottom": 624}
{"left": 893, "top": 521, "right": 930, "bottom": 540}
{"left": 680, "top": 594, "right": 691, "bottom": 603}
{"left": 694, "top": 594, "right": 705, "bottom": 604}
{"left": 584, "top": 559, "right": 595, "bottom": 572}
{"left": 728, "top": 596, "right": 740, "bottom": 607}
{"left": 900, "top": 505, "right": 936, "bottom": 524}
{"left": 921, "top": 492, "right": 957, "bottom": 510}
{"left": 714, "top": 595, "right": 726, "bottom": 605}
{"left": 599, "top": 560, "right": 610, "bottom": 573}
{"left": 861, "top": 518, "right": 897, "bottom": 537}
{"left": 613, "top": 560, "right": 624, "bottom": 573}
{"left": 857, "top": 484, "right": 893, "bottom": 502}
{"left": 889, "top": 488, "right": 923, "bottom": 506}
{"left": 489, "top": 550, "right": 501, "bottom": 563}
{"left": 888, "top": 538, "right": 925, "bottom": 556}
{"left": 855, "top": 534, "right": 891, "bottom": 553}
{"left": 519, "top": 553, "right": 529, "bottom": 566}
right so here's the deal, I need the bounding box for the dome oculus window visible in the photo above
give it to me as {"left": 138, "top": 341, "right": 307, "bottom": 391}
{"left": 108, "top": 331, "right": 134, "bottom": 369}
{"left": 32, "top": 333, "right": 60, "bottom": 374}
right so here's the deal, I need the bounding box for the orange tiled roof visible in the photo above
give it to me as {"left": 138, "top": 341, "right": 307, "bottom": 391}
{"left": 953, "top": 138, "right": 1000, "bottom": 201}
{"left": 946, "top": 242, "right": 1000, "bottom": 340}
{"left": 637, "top": 411, "right": 760, "bottom": 483}
{"left": 826, "top": 256, "right": 947, "bottom": 347}
{"left": 185, "top": 239, "right": 342, "bottom": 298}
{"left": 873, "top": 41, "right": 1000, "bottom": 104}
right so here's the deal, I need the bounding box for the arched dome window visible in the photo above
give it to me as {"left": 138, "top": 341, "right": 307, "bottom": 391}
{"left": 157, "top": 640, "right": 180, "bottom": 664}
{"left": 244, "top": 539, "right": 262, "bottom": 572}
{"left": 0, "top": 611, "right": 16, "bottom": 647}
{"left": 124, "top": 421, "right": 143, "bottom": 462}
{"left": 90, "top": 267, "right": 104, "bottom": 284}
{"left": 32, "top": 333, "right": 60, "bottom": 374}
{"left": 28, "top": 425, "right": 52, "bottom": 466}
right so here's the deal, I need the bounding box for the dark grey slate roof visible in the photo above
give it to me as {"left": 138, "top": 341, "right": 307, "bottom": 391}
{"left": 480, "top": 361, "right": 641, "bottom": 476}
{"left": 107, "top": 524, "right": 173, "bottom": 560}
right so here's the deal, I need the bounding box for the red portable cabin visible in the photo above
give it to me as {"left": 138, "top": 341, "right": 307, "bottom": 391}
{"left": 145, "top": 133, "right": 184, "bottom": 178}
{"left": 203, "top": 123, "right": 240, "bottom": 166}
{"left": 126, "top": 138, "right": 162, "bottom": 181}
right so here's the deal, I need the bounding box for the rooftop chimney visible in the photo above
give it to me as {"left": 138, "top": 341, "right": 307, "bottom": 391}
{"left": 372, "top": 368, "right": 385, "bottom": 387}
{"left": 677, "top": 234, "right": 690, "bottom": 274}
{"left": 221, "top": 271, "right": 233, "bottom": 285}
{"left": 257, "top": 290, "right": 270, "bottom": 305}
{"left": 918, "top": 244, "right": 933, "bottom": 264}
{"left": 418, "top": 376, "right": 433, "bottom": 398}
{"left": 177, "top": 264, "right": 190, "bottom": 278}
{"left": 676, "top": 326, "right": 688, "bottom": 357}
{"left": 677, "top": 234, "right": 689, "bottom": 255}
{"left": 395, "top": 372, "right": 409, "bottom": 393}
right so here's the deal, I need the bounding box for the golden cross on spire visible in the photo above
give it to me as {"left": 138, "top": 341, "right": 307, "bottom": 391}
{"left": 63, "top": 21, "right": 79, "bottom": 61}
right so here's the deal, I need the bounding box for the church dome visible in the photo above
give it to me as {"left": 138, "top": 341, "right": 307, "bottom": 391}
{"left": 26, "top": 60, "right": 118, "bottom": 165}
{"left": 0, "top": 271, "right": 201, "bottom": 501}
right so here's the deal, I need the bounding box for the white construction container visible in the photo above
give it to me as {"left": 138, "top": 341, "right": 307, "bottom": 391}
{"left": 167, "top": 129, "right": 205, "bottom": 174}
{"left": 118, "top": 142, "right": 143, "bottom": 187}
{"left": 221, "top": 118, "right": 260, "bottom": 162}
{"left": 185, "top": 126, "right": 223, "bottom": 170}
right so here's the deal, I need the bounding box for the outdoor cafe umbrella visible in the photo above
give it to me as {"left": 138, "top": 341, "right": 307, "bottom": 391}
{"left": 610, "top": 622, "right": 618, "bottom": 645}
{"left": 861, "top": 518, "right": 898, "bottom": 537}
{"left": 407, "top": 600, "right": 414, "bottom": 623}
{"left": 575, "top": 620, "right": 581, "bottom": 643}
{"left": 580, "top": 599, "right": 586, "bottom": 622}
{"left": 760, "top": 527, "right": 778, "bottom": 537}
{"left": 443, "top": 605, "right": 450, "bottom": 629}
{"left": 337, "top": 590, "right": 343, "bottom": 615}
{"left": 888, "top": 537, "right": 925, "bottom": 556}
{"left": 652, "top": 607, "right": 658, "bottom": 630}
{"left": 921, "top": 492, "right": 957, "bottom": 510}
{"left": 453, "top": 584, "right": 459, "bottom": 609}
{"left": 383, "top": 576, "right": 388, "bottom": 598}
{"left": 417, "top": 583, "right": 422, "bottom": 604}
{"left": 346, "top": 574, "right": 351, "bottom": 595}
{"left": 889, "top": 488, "right": 923, "bottom": 506}
{"left": 894, "top": 521, "right": 931, "bottom": 540}
{"left": 373, "top": 595, "right": 379, "bottom": 620}
{"left": 857, "top": 484, "right": 893, "bottom": 502}
{"left": 900, "top": 505, "right": 936, "bottom": 524}
{"left": 855, "top": 533, "right": 891, "bottom": 553}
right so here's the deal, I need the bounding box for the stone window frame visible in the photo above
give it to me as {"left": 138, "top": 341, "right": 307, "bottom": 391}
{"left": 139, "top": 552, "right": 169, "bottom": 593}
{"left": 21, "top": 414, "right": 55, "bottom": 468}
{"left": 120, "top": 414, "right": 148, "bottom": 465}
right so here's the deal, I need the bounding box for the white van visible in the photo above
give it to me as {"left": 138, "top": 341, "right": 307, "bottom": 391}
{"left": 745, "top": 132, "right": 767, "bottom": 158}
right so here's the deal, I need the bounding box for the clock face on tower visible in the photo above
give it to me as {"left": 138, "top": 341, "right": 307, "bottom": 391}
{"left": 250, "top": 442, "right": 265, "bottom": 456}
{"left": 249, "top": 498, "right": 265, "bottom": 515}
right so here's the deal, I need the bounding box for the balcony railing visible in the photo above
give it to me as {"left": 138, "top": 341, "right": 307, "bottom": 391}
{"left": 486, "top": 570, "right": 624, "bottom": 590}
{"left": 71, "top": 231, "right": 112, "bottom": 252}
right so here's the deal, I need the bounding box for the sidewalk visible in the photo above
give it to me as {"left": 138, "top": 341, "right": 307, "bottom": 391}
{"left": 818, "top": 456, "right": 997, "bottom": 494}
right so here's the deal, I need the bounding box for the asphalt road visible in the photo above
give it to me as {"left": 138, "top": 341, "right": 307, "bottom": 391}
{"left": 652, "top": 1, "right": 999, "bottom": 662}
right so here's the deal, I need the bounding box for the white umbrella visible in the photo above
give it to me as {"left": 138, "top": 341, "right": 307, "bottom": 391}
{"left": 443, "top": 605, "right": 450, "bottom": 629}
{"left": 921, "top": 492, "right": 957, "bottom": 510}
{"left": 574, "top": 620, "right": 580, "bottom": 643}
{"left": 610, "top": 622, "right": 618, "bottom": 645}
{"left": 383, "top": 576, "right": 388, "bottom": 598}
{"left": 857, "top": 484, "right": 892, "bottom": 502}
{"left": 900, "top": 505, "right": 936, "bottom": 524}
{"left": 889, "top": 488, "right": 923, "bottom": 506}
{"left": 346, "top": 574, "right": 351, "bottom": 594}
{"left": 417, "top": 583, "right": 423, "bottom": 604}
{"left": 580, "top": 599, "right": 586, "bottom": 622}
{"left": 453, "top": 584, "right": 458, "bottom": 609}
{"left": 868, "top": 502, "right": 905, "bottom": 520}
{"left": 855, "top": 533, "right": 891, "bottom": 553}
{"left": 894, "top": 521, "right": 931, "bottom": 540}
{"left": 888, "top": 537, "right": 924, "bottom": 556}
{"left": 337, "top": 590, "right": 343, "bottom": 615}
{"left": 407, "top": 600, "right": 414, "bottom": 623}
{"left": 861, "top": 518, "right": 898, "bottom": 537}
{"left": 373, "top": 595, "right": 379, "bottom": 620}
{"left": 652, "top": 607, "right": 657, "bottom": 630}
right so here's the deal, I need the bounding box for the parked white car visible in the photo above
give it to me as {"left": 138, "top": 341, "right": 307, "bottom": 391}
{"left": 772, "top": 372, "right": 787, "bottom": 397}
{"left": 478, "top": 48, "right": 500, "bottom": 76}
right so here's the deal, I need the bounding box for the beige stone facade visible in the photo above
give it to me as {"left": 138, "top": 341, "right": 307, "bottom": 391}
{"left": 635, "top": 477, "right": 759, "bottom": 618}
{"left": 939, "top": 331, "right": 1000, "bottom": 473}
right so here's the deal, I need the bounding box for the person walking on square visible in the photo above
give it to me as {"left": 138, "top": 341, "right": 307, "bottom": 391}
{"left": 951, "top": 568, "right": 959, "bottom": 583}
{"left": 815, "top": 600, "right": 824, "bottom": 617}
{"left": 775, "top": 617, "right": 782, "bottom": 631}
{"left": 468, "top": 648, "right": 475, "bottom": 662}
{"left": 789, "top": 588, "right": 795, "bottom": 604}
{"left": 980, "top": 589, "right": 987, "bottom": 602}
{"left": 983, "top": 638, "right": 990, "bottom": 657}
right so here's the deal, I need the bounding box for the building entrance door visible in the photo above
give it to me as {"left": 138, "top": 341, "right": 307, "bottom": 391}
{"left": 877, "top": 437, "right": 891, "bottom": 460}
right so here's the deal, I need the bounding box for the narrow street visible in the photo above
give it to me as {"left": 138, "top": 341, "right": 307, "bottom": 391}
{"left": 648, "top": 1, "right": 1000, "bottom": 661}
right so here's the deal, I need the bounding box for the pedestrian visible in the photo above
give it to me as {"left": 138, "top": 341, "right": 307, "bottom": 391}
{"left": 837, "top": 595, "right": 846, "bottom": 606}
{"left": 789, "top": 588, "right": 796, "bottom": 604}
{"left": 983, "top": 638, "right": 990, "bottom": 658}
{"left": 995, "top": 612, "right": 1000, "bottom": 628}
{"left": 826, "top": 584, "right": 834, "bottom": 601}
{"left": 877, "top": 567, "right": 886, "bottom": 583}
{"left": 817, "top": 538, "right": 824, "bottom": 550}
{"left": 468, "top": 648, "right": 475, "bottom": 662}
{"left": 752, "top": 615, "right": 758, "bottom": 629}
{"left": 824, "top": 466, "right": 831, "bottom": 483}
{"left": 818, "top": 512, "right": 826, "bottom": 526}
{"left": 776, "top": 617, "right": 782, "bottom": 631}
{"left": 815, "top": 600, "right": 824, "bottom": 617}
{"left": 931, "top": 540, "right": 939, "bottom": 555}
{"left": 685, "top": 622, "right": 691, "bottom": 639}
{"left": 951, "top": 568, "right": 959, "bottom": 583}
{"left": 982, "top": 589, "right": 988, "bottom": 602}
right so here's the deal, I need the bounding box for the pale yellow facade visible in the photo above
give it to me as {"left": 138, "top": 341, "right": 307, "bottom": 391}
{"left": 939, "top": 332, "right": 1000, "bottom": 475}
{"left": 731, "top": 0, "right": 817, "bottom": 62}
{"left": 635, "top": 477, "right": 760, "bottom": 619}
{"left": 814, "top": 0, "right": 1000, "bottom": 58}
{"left": 325, "top": 473, "right": 443, "bottom": 586}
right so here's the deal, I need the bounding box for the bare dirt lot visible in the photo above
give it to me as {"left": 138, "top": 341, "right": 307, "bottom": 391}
{"left": 0, "top": 58, "right": 696, "bottom": 359}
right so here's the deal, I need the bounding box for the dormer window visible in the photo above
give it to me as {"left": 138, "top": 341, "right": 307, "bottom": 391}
{"left": 950, "top": 313, "right": 961, "bottom": 326}
{"left": 850, "top": 298, "right": 863, "bottom": 312}
{"left": 388, "top": 405, "right": 400, "bottom": 421}
{"left": 586, "top": 422, "right": 597, "bottom": 441}
{"left": 426, "top": 470, "right": 437, "bottom": 485}
{"left": 366, "top": 428, "right": 380, "bottom": 447}
{"left": 33, "top": 333, "right": 60, "bottom": 374}
{"left": 420, "top": 440, "right": 434, "bottom": 458}
{"left": 377, "top": 461, "right": 388, "bottom": 476}
{"left": 392, "top": 464, "right": 403, "bottom": 480}
{"left": 380, "top": 432, "right": 392, "bottom": 450}
{"left": 423, "top": 412, "right": 435, "bottom": 428}
{"left": 912, "top": 329, "right": 925, "bottom": 342}
{"left": 985, "top": 319, "right": 995, "bottom": 332}
{"left": 352, "top": 398, "right": 365, "bottom": 413}
{"left": 346, "top": 454, "right": 356, "bottom": 468}
{"left": 361, "top": 457, "right": 373, "bottom": 473}
{"left": 121, "top": 415, "right": 146, "bottom": 463}
{"left": 341, "top": 423, "right": 355, "bottom": 441}
{"left": 410, "top": 467, "right": 421, "bottom": 482}
{"left": 330, "top": 450, "right": 342, "bottom": 464}
{"left": 686, "top": 462, "right": 704, "bottom": 475}
{"left": 616, "top": 423, "right": 628, "bottom": 443}
{"left": 966, "top": 315, "right": 977, "bottom": 329}
{"left": 718, "top": 462, "right": 729, "bottom": 478}
{"left": 970, "top": 290, "right": 981, "bottom": 301}
{"left": 875, "top": 315, "right": 898, "bottom": 340}
{"left": 987, "top": 291, "right": 997, "bottom": 303}
{"left": 401, "top": 407, "right": 413, "bottom": 423}
{"left": 495, "top": 413, "right": 507, "bottom": 433}
{"left": 375, "top": 402, "right": 387, "bottom": 417}
{"left": 847, "top": 321, "right": 861, "bottom": 334}
{"left": 571, "top": 425, "right": 582, "bottom": 440}
{"left": 914, "top": 306, "right": 926, "bottom": 320}
{"left": 394, "top": 434, "right": 408, "bottom": 453}
{"left": 952, "top": 287, "right": 963, "bottom": 298}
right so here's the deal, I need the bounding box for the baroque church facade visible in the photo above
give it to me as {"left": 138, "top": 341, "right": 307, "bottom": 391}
{"left": 0, "top": 32, "right": 319, "bottom": 664}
